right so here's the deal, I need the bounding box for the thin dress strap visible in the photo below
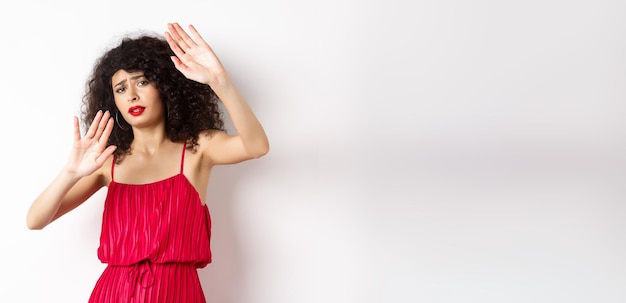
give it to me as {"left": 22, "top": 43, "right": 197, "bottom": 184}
{"left": 111, "top": 155, "right": 116, "bottom": 182}
{"left": 180, "top": 141, "right": 187, "bottom": 174}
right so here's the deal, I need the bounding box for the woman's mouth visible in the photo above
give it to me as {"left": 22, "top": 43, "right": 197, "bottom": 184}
{"left": 128, "top": 106, "right": 145, "bottom": 116}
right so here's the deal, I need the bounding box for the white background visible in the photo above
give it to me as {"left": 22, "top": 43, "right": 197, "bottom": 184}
{"left": 1, "top": 0, "right": 626, "bottom": 302}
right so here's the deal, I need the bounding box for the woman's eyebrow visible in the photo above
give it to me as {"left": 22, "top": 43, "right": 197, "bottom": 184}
{"left": 113, "top": 74, "right": 146, "bottom": 87}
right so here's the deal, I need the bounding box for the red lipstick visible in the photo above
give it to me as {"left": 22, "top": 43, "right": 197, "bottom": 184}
{"left": 128, "top": 106, "right": 145, "bottom": 116}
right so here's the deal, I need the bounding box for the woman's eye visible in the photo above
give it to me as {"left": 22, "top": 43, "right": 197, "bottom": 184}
{"left": 138, "top": 80, "right": 148, "bottom": 86}
{"left": 116, "top": 87, "right": 126, "bottom": 93}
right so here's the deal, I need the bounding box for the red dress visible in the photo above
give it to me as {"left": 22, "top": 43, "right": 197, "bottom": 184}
{"left": 89, "top": 142, "right": 212, "bottom": 303}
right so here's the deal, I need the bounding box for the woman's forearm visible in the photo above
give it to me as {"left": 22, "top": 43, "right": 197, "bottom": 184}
{"left": 211, "top": 74, "right": 269, "bottom": 158}
{"left": 27, "top": 169, "right": 81, "bottom": 230}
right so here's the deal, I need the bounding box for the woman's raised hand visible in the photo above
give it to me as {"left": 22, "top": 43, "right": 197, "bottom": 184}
{"left": 165, "top": 22, "right": 227, "bottom": 86}
{"left": 67, "top": 110, "right": 117, "bottom": 178}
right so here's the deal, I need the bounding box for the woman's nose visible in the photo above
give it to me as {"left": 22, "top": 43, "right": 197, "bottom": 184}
{"left": 127, "top": 91, "right": 138, "bottom": 102}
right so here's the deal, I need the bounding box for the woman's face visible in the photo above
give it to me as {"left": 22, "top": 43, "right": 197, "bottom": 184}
{"left": 111, "top": 69, "right": 165, "bottom": 128}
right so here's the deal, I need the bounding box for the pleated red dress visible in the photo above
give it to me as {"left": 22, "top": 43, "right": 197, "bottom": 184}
{"left": 89, "top": 142, "right": 212, "bottom": 303}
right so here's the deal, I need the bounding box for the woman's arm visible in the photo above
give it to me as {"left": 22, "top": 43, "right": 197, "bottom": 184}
{"left": 165, "top": 23, "right": 269, "bottom": 164}
{"left": 27, "top": 111, "right": 117, "bottom": 229}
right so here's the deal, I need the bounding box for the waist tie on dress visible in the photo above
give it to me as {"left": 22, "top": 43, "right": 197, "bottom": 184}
{"left": 126, "top": 259, "right": 155, "bottom": 301}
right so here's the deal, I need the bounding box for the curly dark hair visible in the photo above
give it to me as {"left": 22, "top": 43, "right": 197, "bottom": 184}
{"left": 81, "top": 32, "right": 224, "bottom": 162}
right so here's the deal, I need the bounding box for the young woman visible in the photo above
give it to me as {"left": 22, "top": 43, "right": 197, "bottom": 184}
{"left": 26, "top": 22, "right": 269, "bottom": 302}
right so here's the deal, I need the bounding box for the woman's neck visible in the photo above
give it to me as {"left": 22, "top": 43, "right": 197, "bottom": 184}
{"left": 130, "top": 127, "right": 170, "bottom": 156}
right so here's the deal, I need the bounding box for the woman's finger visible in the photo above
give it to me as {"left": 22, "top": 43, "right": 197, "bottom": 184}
{"left": 167, "top": 23, "right": 193, "bottom": 51}
{"left": 187, "top": 24, "right": 212, "bottom": 50}
{"left": 73, "top": 116, "right": 82, "bottom": 143}
{"left": 173, "top": 22, "right": 198, "bottom": 49}
{"left": 98, "top": 117, "right": 115, "bottom": 145}
{"left": 96, "top": 145, "right": 117, "bottom": 166}
{"left": 94, "top": 111, "right": 110, "bottom": 140}
{"left": 85, "top": 110, "right": 103, "bottom": 139}
{"left": 165, "top": 32, "right": 186, "bottom": 58}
